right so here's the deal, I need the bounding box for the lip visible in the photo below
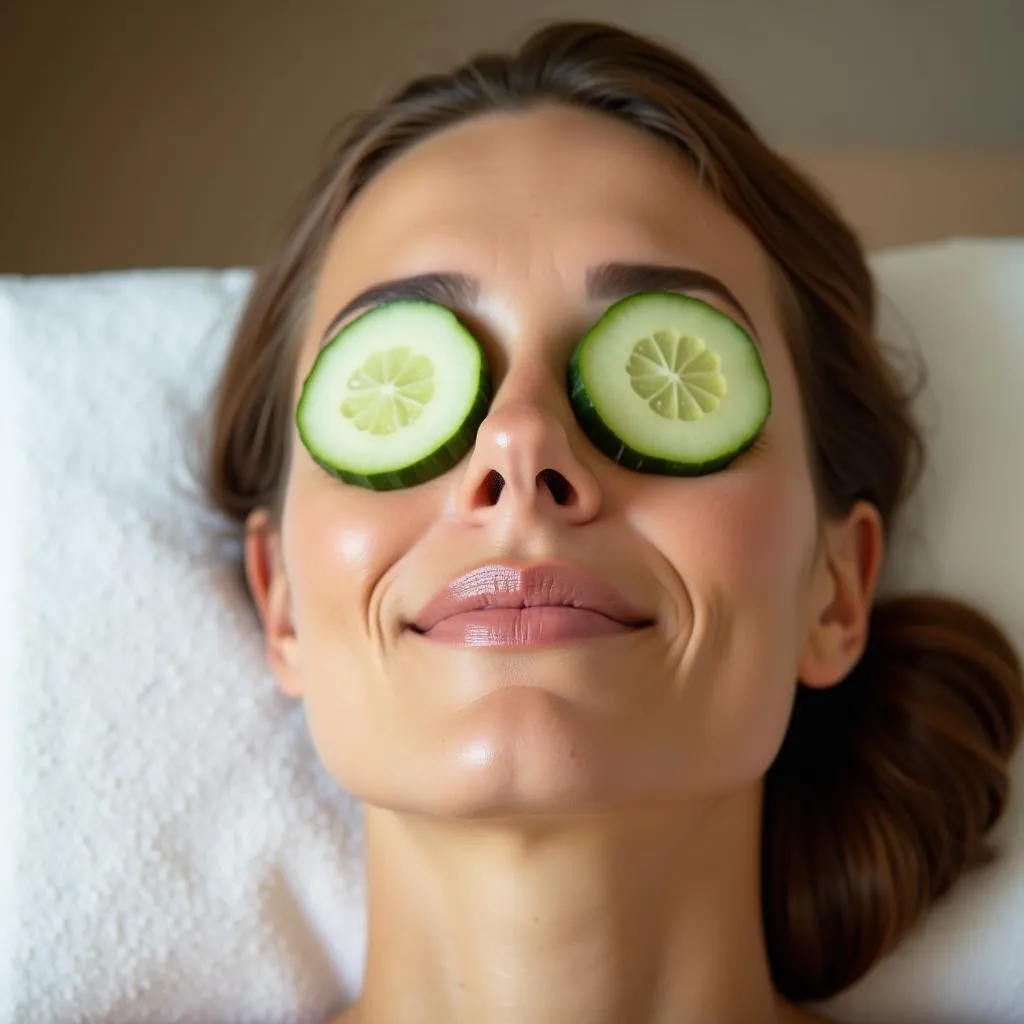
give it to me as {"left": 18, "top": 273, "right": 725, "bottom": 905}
{"left": 408, "top": 562, "right": 654, "bottom": 647}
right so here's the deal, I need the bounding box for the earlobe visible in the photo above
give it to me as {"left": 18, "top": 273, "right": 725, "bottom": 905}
{"left": 798, "top": 501, "right": 885, "bottom": 689}
{"left": 244, "top": 508, "right": 303, "bottom": 698}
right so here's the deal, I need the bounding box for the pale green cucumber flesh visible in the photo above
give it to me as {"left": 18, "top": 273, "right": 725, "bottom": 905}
{"left": 568, "top": 291, "right": 771, "bottom": 475}
{"left": 296, "top": 300, "right": 491, "bottom": 490}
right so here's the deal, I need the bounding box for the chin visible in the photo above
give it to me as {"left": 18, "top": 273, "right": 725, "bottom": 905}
{"left": 398, "top": 685, "right": 648, "bottom": 819}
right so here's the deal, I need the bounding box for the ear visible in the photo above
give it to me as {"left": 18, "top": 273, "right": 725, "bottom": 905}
{"left": 244, "top": 508, "right": 303, "bottom": 698}
{"left": 798, "top": 500, "right": 885, "bottom": 689}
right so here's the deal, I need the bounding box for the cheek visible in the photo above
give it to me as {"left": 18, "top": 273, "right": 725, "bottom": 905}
{"left": 628, "top": 464, "right": 818, "bottom": 787}
{"left": 279, "top": 461, "right": 429, "bottom": 637}
{"left": 633, "top": 461, "right": 817, "bottom": 606}
{"left": 697, "top": 470, "right": 816, "bottom": 598}
{"left": 277, "top": 461, "right": 438, "bottom": 792}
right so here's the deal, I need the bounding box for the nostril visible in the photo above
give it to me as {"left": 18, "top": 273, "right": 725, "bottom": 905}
{"left": 478, "top": 470, "right": 505, "bottom": 505}
{"left": 468, "top": 469, "right": 578, "bottom": 510}
{"left": 538, "top": 468, "right": 575, "bottom": 506}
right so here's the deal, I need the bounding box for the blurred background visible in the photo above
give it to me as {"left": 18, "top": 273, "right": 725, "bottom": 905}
{"left": 3, "top": 0, "right": 1022, "bottom": 274}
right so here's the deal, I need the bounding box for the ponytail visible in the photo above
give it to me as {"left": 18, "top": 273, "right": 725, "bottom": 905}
{"left": 762, "top": 594, "right": 1024, "bottom": 1001}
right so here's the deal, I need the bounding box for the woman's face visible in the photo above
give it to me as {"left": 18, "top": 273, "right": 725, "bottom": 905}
{"left": 256, "top": 105, "right": 859, "bottom": 816}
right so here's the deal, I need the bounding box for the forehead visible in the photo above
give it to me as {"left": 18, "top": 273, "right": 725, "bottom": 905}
{"left": 314, "top": 105, "right": 778, "bottom": 320}
{"left": 295, "top": 104, "right": 810, "bottom": 483}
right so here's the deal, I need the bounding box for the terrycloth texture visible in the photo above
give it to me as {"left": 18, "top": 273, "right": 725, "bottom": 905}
{"left": 0, "top": 271, "right": 365, "bottom": 1024}
{"left": 0, "top": 239, "right": 1022, "bottom": 1023}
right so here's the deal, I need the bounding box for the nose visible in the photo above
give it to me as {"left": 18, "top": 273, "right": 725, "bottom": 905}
{"left": 455, "top": 399, "right": 602, "bottom": 525}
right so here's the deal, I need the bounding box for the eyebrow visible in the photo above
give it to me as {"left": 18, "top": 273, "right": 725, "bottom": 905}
{"left": 319, "top": 262, "right": 757, "bottom": 346}
{"left": 319, "top": 272, "right": 479, "bottom": 345}
{"left": 586, "top": 262, "right": 757, "bottom": 338}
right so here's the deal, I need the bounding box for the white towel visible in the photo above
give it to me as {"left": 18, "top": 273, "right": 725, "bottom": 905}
{"left": 1, "top": 271, "right": 364, "bottom": 1024}
{"left": 1, "top": 242, "right": 1022, "bottom": 1023}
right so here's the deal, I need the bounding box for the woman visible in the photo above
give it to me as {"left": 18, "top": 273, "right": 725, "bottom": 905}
{"left": 206, "top": 21, "right": 1023, "bottom": 1024}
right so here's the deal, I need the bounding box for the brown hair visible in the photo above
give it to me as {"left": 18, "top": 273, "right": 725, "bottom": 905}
{"left": 206, "top": 21, "right": 1023, "bottom": 1003}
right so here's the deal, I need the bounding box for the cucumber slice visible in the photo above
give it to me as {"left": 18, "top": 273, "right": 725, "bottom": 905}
{"left": 569, "top": 291, "right": 770, "bottom": 475}
{"left": 296, "top": 300, "right": 491, "bottom": 490}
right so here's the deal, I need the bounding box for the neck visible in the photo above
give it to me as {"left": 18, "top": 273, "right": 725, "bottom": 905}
{"left": 352, "top": 783, "right": 787, "bottom": 1024}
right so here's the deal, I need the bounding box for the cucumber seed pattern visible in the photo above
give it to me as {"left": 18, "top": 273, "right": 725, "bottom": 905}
{"left": 626, "top": 330, "right": 727, "bottom": 421}
{"left": 341, "top": 345, "right": 436, "bottom": 434}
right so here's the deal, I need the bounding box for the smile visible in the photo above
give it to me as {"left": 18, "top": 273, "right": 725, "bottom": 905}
{"left": 407, "top": 561, "right": 655, "bottom": 648}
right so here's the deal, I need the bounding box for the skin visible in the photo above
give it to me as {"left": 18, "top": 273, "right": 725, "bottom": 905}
{"left": 246, "top": 104, "right": 883, "bottom": 1024}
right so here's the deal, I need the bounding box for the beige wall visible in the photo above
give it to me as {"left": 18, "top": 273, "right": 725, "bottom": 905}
{"left": 3, "top": 0, "right": 1022, "bottom": 273}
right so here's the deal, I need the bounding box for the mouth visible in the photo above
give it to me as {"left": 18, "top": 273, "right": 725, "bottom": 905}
{"left": 407, "top": 561, "right": 655, "bottom": 648}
